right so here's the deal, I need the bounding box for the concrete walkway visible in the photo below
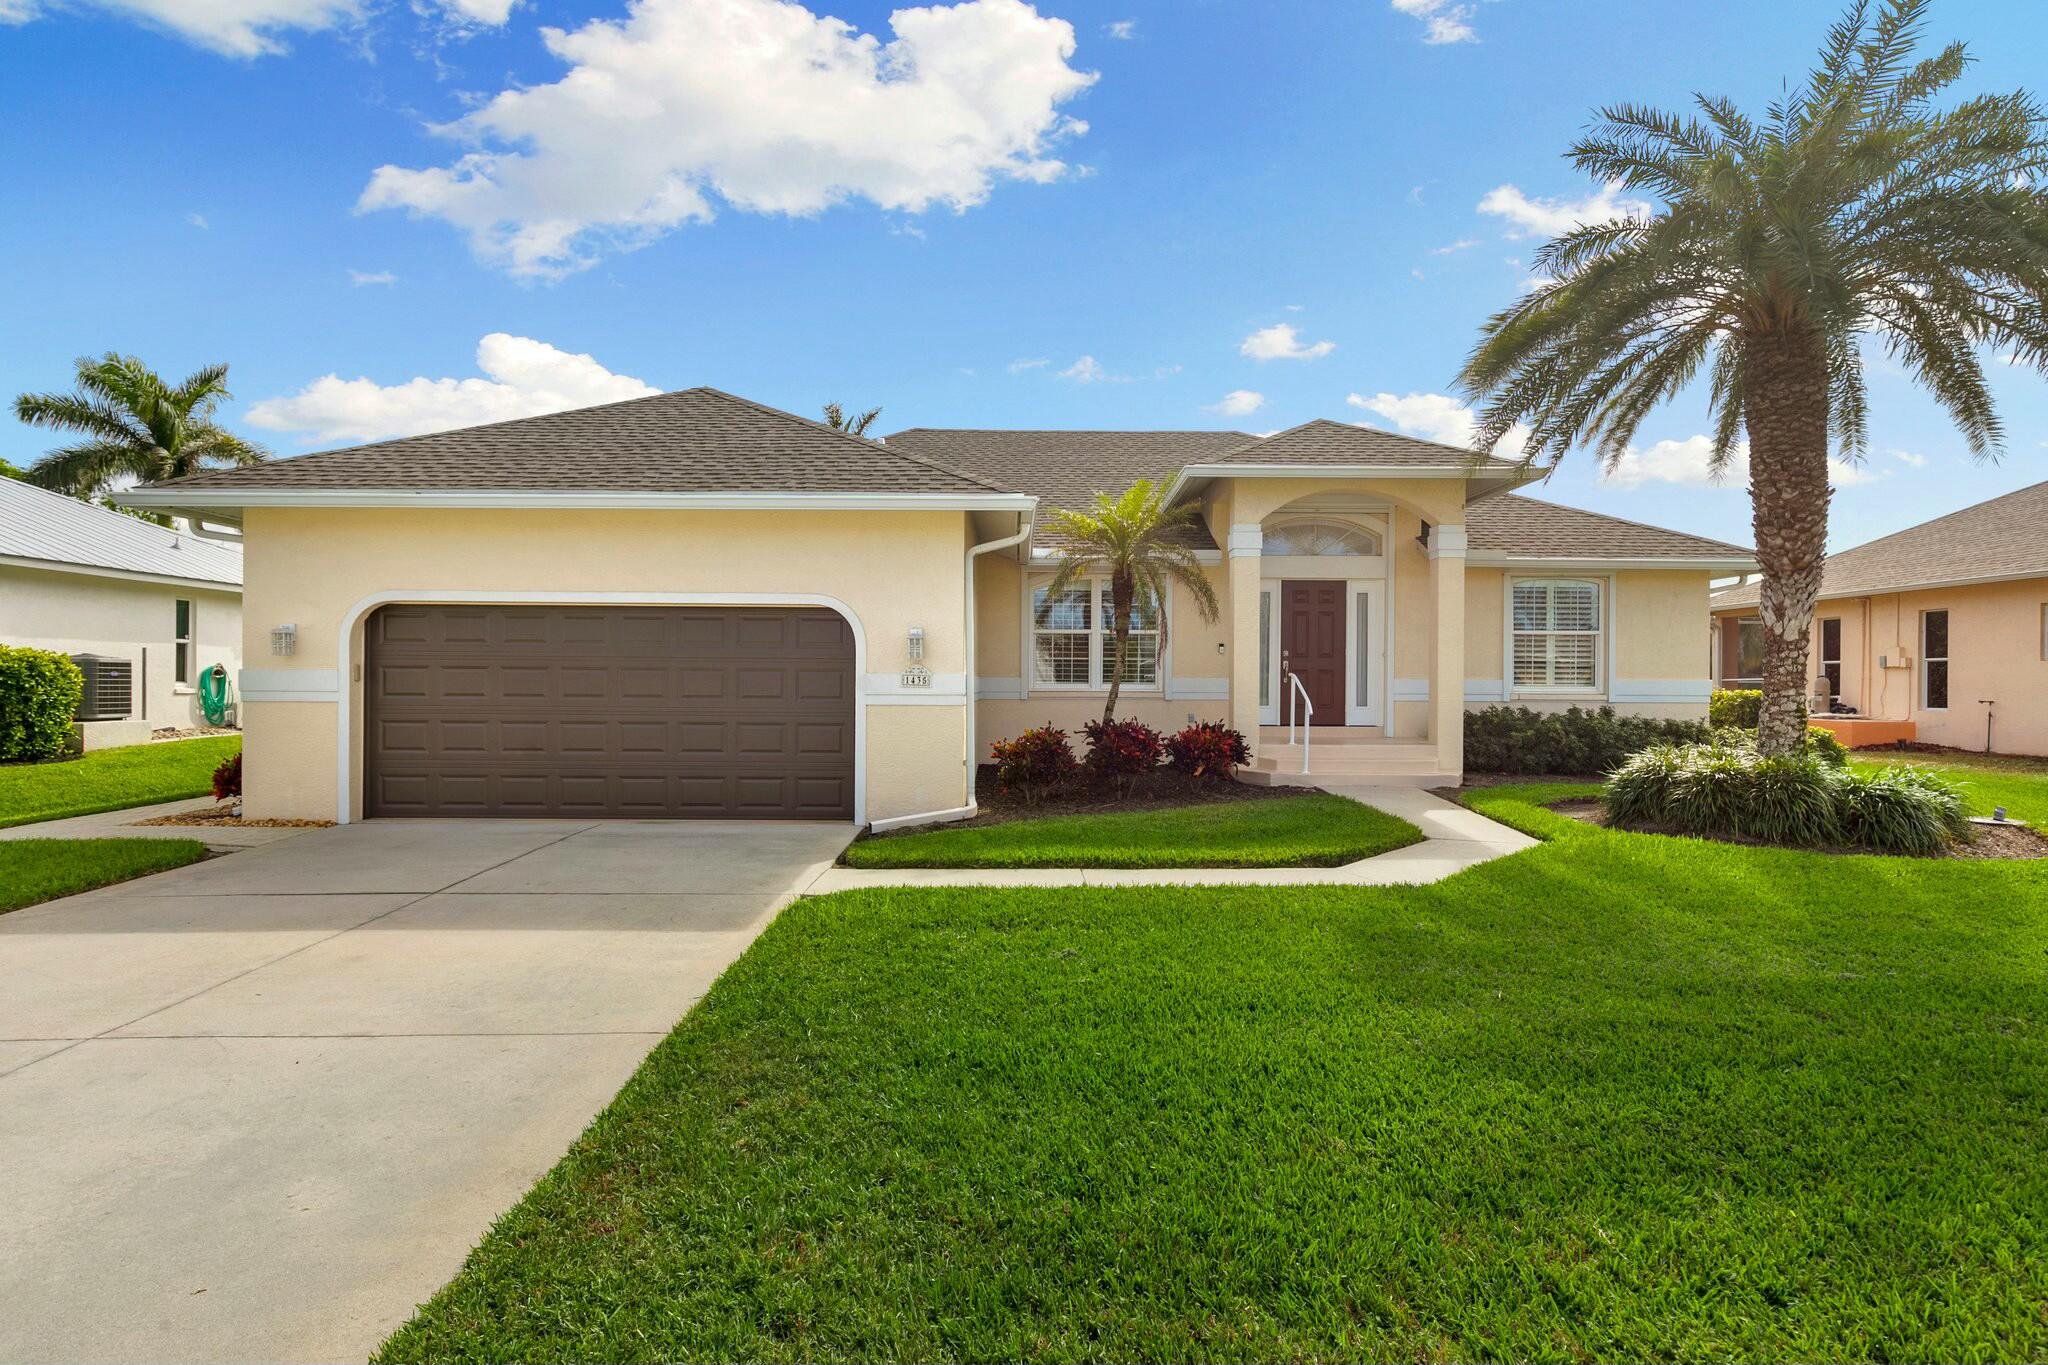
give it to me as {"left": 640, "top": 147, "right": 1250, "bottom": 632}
{"left": 0, "top": 818, "right": 854, "bottom": 1365}
{"left": 0, "top": 796, "right": 312, "bottom": 851}
{"left": 803, "top": 785, "right": 1536, "bottom": 892}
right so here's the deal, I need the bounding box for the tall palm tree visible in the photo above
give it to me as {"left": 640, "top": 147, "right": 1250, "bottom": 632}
{"left": 820, "top": 401, "right": 883, "bottom": 438}
{"left": 14, "top": 354, "right": 267, "bottom": 499}
{"left": 1043, "top": 479, "right": 1220, "bottom": 724}
{"left": 1456, "top": 0, "right": 2048, "bottom": 755}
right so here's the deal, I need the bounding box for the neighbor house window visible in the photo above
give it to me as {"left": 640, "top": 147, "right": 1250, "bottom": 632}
{"left": 1921, "top": 609, "right": 1949, "bottom": 710}
{"left": 1512, "top": 579, "right": 1601, "bottom": 690}
{"left": 1031, "top": 579, "right": 1161, "bottom": 689}
{"left": 1820, "top": 617, "right": 1842, "bottom": 704}
{"left": 1735, "top": 618, "right": 1765, "bottom": 685}
{"left": 174, "top": 599, "right": 193, "bottom": 685}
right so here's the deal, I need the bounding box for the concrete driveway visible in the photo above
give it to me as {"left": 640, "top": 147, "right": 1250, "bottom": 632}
{"left": 0, "top": 819, "right": 853, "bottom": 1365}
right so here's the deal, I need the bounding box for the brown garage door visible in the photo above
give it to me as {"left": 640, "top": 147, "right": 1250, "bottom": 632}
{"left": 364, "top": 605, "right": 855, "bottom": 819}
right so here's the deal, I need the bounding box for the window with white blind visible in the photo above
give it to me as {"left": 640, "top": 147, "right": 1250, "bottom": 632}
{"left": 1031, "top": 580, "right": 1161, "bottom": 689}
{"left": 1511, "top": 579, "right": 1602, "bottom": 690}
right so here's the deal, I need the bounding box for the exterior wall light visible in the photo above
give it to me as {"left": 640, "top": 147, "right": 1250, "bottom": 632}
{"left": 907, "top": 626, "right": 926, "bottom": 662}
{"left": 270, "top": 623, "right": 298, "bottom": 657}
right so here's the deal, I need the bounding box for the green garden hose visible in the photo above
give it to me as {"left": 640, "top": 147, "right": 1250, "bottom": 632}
{"left": 200, "top": 664, "right": 235, "bottom": 726}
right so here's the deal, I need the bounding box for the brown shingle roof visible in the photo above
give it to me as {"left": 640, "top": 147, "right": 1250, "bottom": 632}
{"left": 148, "top": 388, "right": 1006, "bottom": 495}
{"left": 1467, "top": 493, "right": 1752, "bottom": 561}
{"left": 1208, "top": 418, "right": 1529, "bottom": 472}
{"left": 1712, "top": 478, "right": 2048, "bottom": 608}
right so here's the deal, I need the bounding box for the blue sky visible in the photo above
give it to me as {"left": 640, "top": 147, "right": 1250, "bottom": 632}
{"left": 2, "top": 0, "right": 2043, "bottom": 551}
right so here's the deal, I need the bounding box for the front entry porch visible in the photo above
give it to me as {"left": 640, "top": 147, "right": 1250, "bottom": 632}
{"left": 1240, "top": 726, "right": 1458, "bottom": 788}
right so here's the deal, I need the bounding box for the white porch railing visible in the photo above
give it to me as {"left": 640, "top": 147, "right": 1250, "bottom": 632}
{"left": 1284, "top": 669, "right": 1313, "bottom": 774}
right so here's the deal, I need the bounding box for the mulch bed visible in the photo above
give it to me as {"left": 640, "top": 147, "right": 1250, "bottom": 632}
{"left": 134, "top": 802, "right": 333, "bottom": 829}
{"left": 1545, "top": 797, "right": 2047, "bottom": 861}
{"left": 953, "top": 769, "right": 1319, "bottom": 831}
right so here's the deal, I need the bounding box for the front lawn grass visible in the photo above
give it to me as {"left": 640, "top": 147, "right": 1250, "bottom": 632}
{"left": 842, "top": 791, "right": 1422, "bottom": 869}
{"left": 1850, "top": 749, "right": 2048, "bottom": 823}
{"left": 0, "top": 838, "right": 209, "bottom": 914}
{"left": 380, "top": 782, "right": 2048, "bottom": 1363}
{"left": 0, "top": 736, "right": 240, "bottom": 828}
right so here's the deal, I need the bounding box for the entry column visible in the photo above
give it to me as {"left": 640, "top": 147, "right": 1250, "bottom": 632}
{"left": 1428, "top": 524, "right": 1467, "bottom": 777}
{"left": 1227, "top": 522, "right": 1263, "bottom": 740}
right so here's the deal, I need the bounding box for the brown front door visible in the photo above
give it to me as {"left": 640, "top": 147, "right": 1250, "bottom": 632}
{"left": 363, "top": 605, "right": 855, "bottom": 819}
{"left": 1280, "top": 580, "right": 1345, "bottom": 725}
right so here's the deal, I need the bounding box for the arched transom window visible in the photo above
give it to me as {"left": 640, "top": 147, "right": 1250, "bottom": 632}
{"left": 1261, "top": 520, "right": 1382, "bottom": 557}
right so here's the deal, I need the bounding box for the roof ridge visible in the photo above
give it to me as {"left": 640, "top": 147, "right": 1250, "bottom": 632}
{"left": 694, "top": 390, "right": 1012, "bottom": 494}
{"left": 1821, "top": 476, "right": 2048, "bottom": 561}
{"left": 886, "top": 427, "right": 1254, "bottom": 438}
{"left": 1495, "top": 490, "right": 1752, "bottom": 555}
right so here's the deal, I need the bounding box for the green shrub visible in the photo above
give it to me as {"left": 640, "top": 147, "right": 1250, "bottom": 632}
{"left": 1464, "top": 705, "right": 1708, "bottom": 776}
{"left": 1708, "top": 724, "right": 1849, "bottom": 768}
{"left": 1603, "top": 743, "right": 1967, "bottom": 854}
{"left": 0, "top": 646, "right": 85, "bottom": 763}
{"left": 1710, "top": 688, "right": 1763, "bottom": 728}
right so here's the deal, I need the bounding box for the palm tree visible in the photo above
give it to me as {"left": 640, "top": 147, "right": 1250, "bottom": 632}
{"left": 1043, "top": 479, "right": 1221, "bottom": 724}
{"left": 14, "top": 354, "right": 267, "bottom": 499}
{"left": 1456, "top": 0, "right": 2048, "bottom": 755}
{"left": 821, "top": 402, "right": 882, "bottom": 438}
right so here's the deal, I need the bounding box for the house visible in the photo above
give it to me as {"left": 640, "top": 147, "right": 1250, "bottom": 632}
{"left": 1, "top": 479, "right": 243, "bottom": 747}
{"left": 119, "top": 389, "right": 1752, "bottom": 827}
{"left": 1711, "top": 479, "right": 2048, "bottom": 756}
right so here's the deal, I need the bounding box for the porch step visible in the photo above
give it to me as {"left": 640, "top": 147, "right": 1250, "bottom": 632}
{"left": 1243, "top": 742, "right": 1456, "bottom": 789}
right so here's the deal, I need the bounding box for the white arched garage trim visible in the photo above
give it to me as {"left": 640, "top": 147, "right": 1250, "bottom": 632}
{"left": 334, "top": 590, "right": 871, "bottom": 826}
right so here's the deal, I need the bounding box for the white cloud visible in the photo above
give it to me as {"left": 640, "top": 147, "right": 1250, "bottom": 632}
{"left": 246, "top": 333, "right": 658, "bottom": 444}
{"left": 1428, "top": 238, "right": 1480, "bottom": 255}
{"left": 1603, "top": 435, "right": 1883, "bottom": 489}
{"left": 1008, "top": 357, "right": 1049, "bottom": 373}
{"left": 1346, "top": 390, "right": 1528, "bottom": 457}
{"left": 1105, "top": 17, "right": 1133, "bottom": 38}
{"left": 1478, "top": 181, "right": 1652, "bottom": 239}
{"left": 1057, "top": 355, "right": 1125, "bottom": 383}
{"left": 0, "top": 0, "right": 37, "bottom": 23}
{"left": 185, "top": 211, "right": 209, "bottom": 228}
{"left": 2, "top": 0, "right": 510, "bottom": 56}
{"left": 1207, "top": 389, "right": 1265, "bottom": 417}
{"left": 359, "top": 0, "right": 1097, "bottom": 278}
{"left": 1390, "top": 0, "right": 1475, "bottom": 44}
{"left": 1240, "top": 322, "right": 1335, "bottom": 362}
{"left": 348, "top": 269, "right": 398, "bottom": 285}
{"left": 1889, "top": 448, "right": 1928, "bottom": 467}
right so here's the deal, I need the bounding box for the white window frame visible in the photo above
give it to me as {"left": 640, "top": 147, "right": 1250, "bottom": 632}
{"left": 174, "top": 597, "right": 195, "bottom": 687}
{"left": 1506, "top": 577, "right": 1607, "bottom": 695}
{"left": 1920, "top": 608, "right": 1950, "bottom": 712}
{"left": 1026, "top": 574, "right": 1165, "bottom": 693}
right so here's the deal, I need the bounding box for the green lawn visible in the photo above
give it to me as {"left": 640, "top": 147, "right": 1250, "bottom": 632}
{"left": 1850, "top": 749, "right": 2048, "bottom": 823}
{"left": 843, "top": 792, "right": 1422, "bottom": 869}
{"left": 0, "top": 736, "right": 240, "bottom": 829}
{"left": 0, "top": 838, "right": 209, "bottom": 914}
{"left": 380, "top": 783, "right": 2047, "bottom": 1363}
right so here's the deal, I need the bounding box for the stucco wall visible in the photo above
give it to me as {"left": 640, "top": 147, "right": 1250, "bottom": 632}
{"left": 238, "top": 506, "right": 972, "bottom": 823}
{"left": 1463, "top": 566, "right": 1713, "bottom": 718}
{"left": 1716, "top": 577, "right": 2048, "bottom": 755}
{"left": 1, "top": 564, "right": 241, "bottom": 729}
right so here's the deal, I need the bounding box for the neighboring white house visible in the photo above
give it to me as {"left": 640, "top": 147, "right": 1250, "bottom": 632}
{"left": 0, "top": 479, "right": 242, "bottom": 746}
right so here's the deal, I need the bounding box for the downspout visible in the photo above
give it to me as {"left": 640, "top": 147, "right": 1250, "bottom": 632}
{"left": 964, "top": 510, "right": 1035, "bottom": 810}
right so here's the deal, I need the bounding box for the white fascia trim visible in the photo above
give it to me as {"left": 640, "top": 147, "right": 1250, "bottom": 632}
{"left": 334, "top": 590, "right": 872, "bottom": 827}
{"left": 240, "top": 668, "right": 339, "bottom": 702}
{"left": 868, "top": 804, "right": 977, "bottom": 833}
{"left": 1165, "top": 463, "right": 1503, "bottom": 504}
{"left": 1469, "top": 554, "right": 1757, "bottom": 572}
{"left": 119, "top": 489, "right": 1037, "bottom": 515}
{"left": 1715, "top": 568, "right": 2048, "bottom": 610}
{"left": 0, "top": 554, "right": 242, "bottom": 595}
{"left": 1028, "top": 545, "right": 1223, "bottom": 564}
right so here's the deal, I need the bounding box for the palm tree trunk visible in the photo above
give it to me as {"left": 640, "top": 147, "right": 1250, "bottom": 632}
{"left": 1103, "top": 572, "right": 1134, "bottom": 724}
{"left": 1741, "top": 327, "right": 1833, "bottom": 757}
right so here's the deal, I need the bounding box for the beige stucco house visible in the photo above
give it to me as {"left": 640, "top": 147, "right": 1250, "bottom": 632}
{"left": 122, "top": 389, "right": 1751, "bottom": 828}
{"left": 1, "top": 479, "right": 242, "bottom": 746}
{"left": 1712, "top": 479, "right": 2048, "bottom": 756}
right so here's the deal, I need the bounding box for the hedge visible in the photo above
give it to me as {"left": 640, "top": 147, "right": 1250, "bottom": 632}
{"left": 1464, "top": 705, "right": 1708, "bottom": 776}
{"left": 0, "top": 646, "right": 84, "bottom": 763}
{"left": 1709, "top": 688, "right": 1763, "bottom": 729}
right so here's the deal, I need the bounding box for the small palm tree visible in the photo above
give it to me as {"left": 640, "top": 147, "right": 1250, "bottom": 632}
{"left": 1043, "top": 479, "right": 1220, "bottom": 724}
{"left": 14, "top": 354, "right": 267, "bottom": 499}
{"left": 1456, "top": 0, "right": 2048, "bottom": 755}
{"left": 821, "top": 401, "right": 883, "bottom": 438}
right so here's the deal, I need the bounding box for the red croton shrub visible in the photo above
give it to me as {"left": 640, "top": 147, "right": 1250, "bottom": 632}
{"left": 1082, "top": 717, "right": 1164, "bottom": 790}
{"left": 211, "top": 751, "right": 242, "bottom": 802}
{"left": 1165, "top": 722, "right": 1250, "bottom": 780}
{"left": 988, "top": 723, "right": 1077, "bottom": 802}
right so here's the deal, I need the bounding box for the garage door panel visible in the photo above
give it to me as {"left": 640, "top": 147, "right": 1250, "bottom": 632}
{"left": 365, "top": 606, "right": 854, "bottom": 819}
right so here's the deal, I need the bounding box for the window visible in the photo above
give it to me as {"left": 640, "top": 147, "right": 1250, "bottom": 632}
{"left": 1259, "top": 589, "right": 1272, "bottom": 708}
{"left": 1921, "top": 609, "right": 1949, "bottom": 710}
{"left": 1820, "top": 617, "right": 1842, "bottom": 704}
{"left": 2040, "top": 603, "right": 2046, "bottom": 662}
{"left": 1512, "top": 579, "right": 1601, "bottom": 689}
{"left": 174, "top": 598, "right": 193, "bottom": 685}
{"left": 1031, "top": 579, "right": 1161, "bottom": 689}
{"left": 1735, "top": 618, "right": 1765, "bottom": 683}
{"left": 1261, "top": 520, "right": 1381, "bottom": 557}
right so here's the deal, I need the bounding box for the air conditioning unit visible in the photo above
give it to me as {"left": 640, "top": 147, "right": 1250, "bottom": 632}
{"left": 71, "top": 654, "right": 135, "bottom": 721}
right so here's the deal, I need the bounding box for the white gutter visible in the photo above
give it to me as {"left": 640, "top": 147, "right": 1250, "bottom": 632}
{"left": 1163, "top": 460, "right": 1540, "bottom": 505}
{"left": 964, "top": 510, "right": 1035, "bottom": 810}
{"left": 114, "top": 488, "right": 1037, "bottom": 519}
{"left": 1469, "top": 555, "right": 1758, "bottom": 572}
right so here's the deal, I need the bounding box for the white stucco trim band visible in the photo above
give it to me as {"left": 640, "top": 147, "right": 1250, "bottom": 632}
{"left": 332, "top": 590, "right": 874, "bottom": 828}
{"left": 1609, "top": 679, "right": 1714, "bottom": 703}
{"left": 1165, "top": 677, "right": 1230, "bottom": 701}
{"left": 864, "top": 672, "right": 967, "bottom": 702}
{"left": 240, "top": 668, "right": 340, "bottom": 702}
